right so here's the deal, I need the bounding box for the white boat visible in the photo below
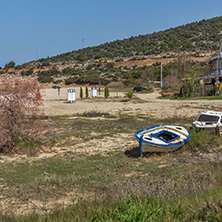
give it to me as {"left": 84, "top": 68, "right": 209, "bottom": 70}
{"left": 192, "top": 110, "right": 222, "bottom": 129}
{"left": 135, "top": 124, "right": 190, "bottom": 154}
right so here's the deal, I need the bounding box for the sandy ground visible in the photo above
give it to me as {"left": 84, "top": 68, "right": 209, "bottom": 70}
{"left": 41, "top": 87, "right": 222, "bottom": 119}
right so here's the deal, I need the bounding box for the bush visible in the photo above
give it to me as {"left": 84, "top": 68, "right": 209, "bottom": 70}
{"left": 104, "top": 86, "right": 109, "bottom": 98}
{"left": 0, "top": 75, "right": 45, "bottom": 153}
{"left": 38, "top": 75, "right": 53, "bottom": 83}
{"left": 62, "top": 67, "right": 82, "bottom": 75}
{"left": 126, "top": 91, "right": 134, "bottom": 99}
{"left": 80, "top": 87, "right": 83, "bottom": 99}
{"left": 76, "top": 75, "right": 109, "bottom": 85}
{"left": 65, "top": 76, "right": 78, "bottom": 85}
{"left": 85, "top": 87, "right": 89, "bottom": 98}
{"left": 4, "top": 60, "right": 15, "bottom": 70}
{"left": 21, "top": 69, "right": 33, "bottom": 76}
{"left": 105, "top": 62, "right": 114, "bottom": 69}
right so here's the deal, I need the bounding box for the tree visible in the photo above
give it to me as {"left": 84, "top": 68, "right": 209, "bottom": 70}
{"left": 183, "top": 70, "right": 197, "bottom": 97}
{"left": 104, "top": 86, "right": 109, "bottom": 99}
{"left": 65, "top": 76, "right": 78, "bottom": 85}
{"left": 0, "top": 75, "right": 44, "bottom": 153}
{"left": 4, "top": 61, "right": 15, "bottom": 71}
{"left": 80, "top": 87, "right": 83, "bottom": 99}
{"left": 105, "top": 62, "right": 114, "bottom": 69}
{"left": 38, "top": 75, "right": 53, "bottom": 83}
{"left": 85, "top": 87, "right": 89, "bottom": 98}
{"left": 23, "top": 68, "right": 33, "bottom": 76}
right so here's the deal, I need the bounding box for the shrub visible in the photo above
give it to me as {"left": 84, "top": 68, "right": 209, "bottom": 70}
{"left": 4, "top": 60, "right": 15, "bottom": 70}
{"left": 105, "top": 62, "right": 114, "bottom": 69}
{"left": 82, "top": 111, "right": 110, "bottom": 117}
{"left": 21, "top": 69, "right": 33, "bottom": 76}
{"left": 126, "top": 91, "right": 134, "bottom": 99}
{"left": 0, "top": 75, "right": 45, "bottom": 153}
{"left": 62, "top": 67, "right": 82, "bottom": 75}
{"left": 76, "top": 75, "right": 109, "bottom": 85}
{"left": 25, "top": 68, "right": 33, "bottom": 76}
{"left": 65, "top": 76, "right": 78, "bottom": 85}
{"left": 80, "top": 87, "right": 83, "bottom": 99}
{"left": 104, "top": 86, "right": 109, "bottom": 98}
{"left": 38, "top": 75, "right": 53, "bottom": 83}
{"left": 85, "top": 87, "right": 89, "bottom": 98}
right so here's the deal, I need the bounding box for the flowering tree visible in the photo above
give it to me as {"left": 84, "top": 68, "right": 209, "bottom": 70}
{"left": 0, "top": 75, "right": 44, "bottom": 153}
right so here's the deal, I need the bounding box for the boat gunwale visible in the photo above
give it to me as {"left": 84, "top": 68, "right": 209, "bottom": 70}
{"left": 135, "top": 124, "right": 191, "bottom": 147}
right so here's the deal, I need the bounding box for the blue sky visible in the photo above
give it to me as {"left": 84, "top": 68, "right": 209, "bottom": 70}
{"left": 0, "top": 0, "right": 222, "bottom": 67}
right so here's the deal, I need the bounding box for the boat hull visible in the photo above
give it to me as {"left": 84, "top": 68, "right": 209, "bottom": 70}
{"left": 192, "top": 122, "right": 221, "bottom": 129}
{"left": 135, "top": 124, "right": 190, "bottom": 154}
{"left": 137, "top": 139, "right": 184, "bottom": 153}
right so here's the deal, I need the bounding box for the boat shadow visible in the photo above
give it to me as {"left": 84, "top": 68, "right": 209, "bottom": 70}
{"left": 124, "top": 146, "right": 175, "bottom": 159}
{"left": 124, "top": 146, "right": 140, "bottom": 158}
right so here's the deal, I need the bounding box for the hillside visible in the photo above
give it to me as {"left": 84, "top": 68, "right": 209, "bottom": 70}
{"left": 3, "top": 16, "right": 222, "bottom": 87}
{"left": 40, "top": 16, "right": 222, "bottom": 63}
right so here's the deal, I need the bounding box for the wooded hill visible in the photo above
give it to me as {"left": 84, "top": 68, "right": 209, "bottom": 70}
{"left": 5, "top": 16, "right": 221, "bottom": 89}
{"left": 40, "top": 16, "right": 222, "bottom": 63}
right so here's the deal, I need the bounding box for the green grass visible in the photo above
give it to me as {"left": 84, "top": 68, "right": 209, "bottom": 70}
{"left": 1, "top": 147, "right": 222, "bottom": 214}
{"left": 158, "top": 95, "right": 222, "bottom": 100}
{"left": 1, "top": 114, "right": 222, "bottom": 220}
{"left": 2, "top": 190, "right": 222, "bottom": 221}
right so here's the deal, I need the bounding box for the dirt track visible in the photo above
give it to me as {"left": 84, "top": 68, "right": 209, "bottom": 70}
{"left": 114, "top": 56, "right": 210, "bottom": 68}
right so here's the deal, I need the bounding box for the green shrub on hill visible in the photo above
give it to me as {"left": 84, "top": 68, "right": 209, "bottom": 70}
{"left": 64, "top": 76, "right": 78, "bottom": 85}
{"left": 37, "top": 69, "right": 60, "bottom": 83}
{"left": 21, "top": 68, "right": 33, "bottom": 76}
{"left": 62, "top": 67, "right": 83, "bottom": 76}
{"left": 38, "top": 75, "right": 53, "bottom": 83}
{"left": 4, "top": 60, "right": 15, "bottom": 70}
{"left": 40, "top": 16, "right": 222, "bottom": 63}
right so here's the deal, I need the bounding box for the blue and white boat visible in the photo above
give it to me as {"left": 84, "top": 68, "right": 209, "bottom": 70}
{"left": 135, "top": 124, "right": 190, "bottom": 155}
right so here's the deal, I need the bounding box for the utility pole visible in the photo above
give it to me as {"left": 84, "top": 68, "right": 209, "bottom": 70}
{"left": 160, "top": 62, "right": 163, "bottom": 88}
{"left": 147, "top": 30, "right": 149, "bottom": 44}
{"left": 82, "top": 39, "right": 85, "bottom": 49}
{"left": 81, "top": 39, "right": 86, "bottom": 61}
{"left": 217, "top": 59, "right": 219, "bottom": 74}
{"left": 183, "top": 51, "right": 186, "bottom": 78}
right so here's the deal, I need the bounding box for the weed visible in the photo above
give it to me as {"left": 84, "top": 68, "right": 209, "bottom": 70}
{"left": 2, "top": 114, "right": 222, "bottom": 219}
{"left": 82, "top": 110, "right": 110, "bottom": 117}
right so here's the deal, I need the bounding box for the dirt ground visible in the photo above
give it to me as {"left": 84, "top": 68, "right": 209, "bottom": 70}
{"left": 41, "top": 87, "right": 222, "bottom": 119}
{"left": 114, "top": 56, "right": 210, "bottom": 68}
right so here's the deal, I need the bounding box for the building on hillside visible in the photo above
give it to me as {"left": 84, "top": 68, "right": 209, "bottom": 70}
{"left": 210, "top": 46, "right": 222, "bottom": 80}
{"left": 180, "top": 45, "right": 222, "bottom": 97}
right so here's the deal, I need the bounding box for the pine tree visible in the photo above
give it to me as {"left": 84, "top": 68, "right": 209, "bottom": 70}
{"left": 85, "top": 87, "right": 88, "bottom": 98}
{"left": 104, "top": 86, "right": 109, "bottom": 99}
{"left": 80, "top": 87, "right": 83, "bottom": 99}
